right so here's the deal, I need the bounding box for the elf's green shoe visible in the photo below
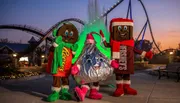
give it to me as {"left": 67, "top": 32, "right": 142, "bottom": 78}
{"left": 47, "top": 91, "right": 60, "bottom": 102}
{"left": 59, "top": 88, "right": 72, "bottom": 100}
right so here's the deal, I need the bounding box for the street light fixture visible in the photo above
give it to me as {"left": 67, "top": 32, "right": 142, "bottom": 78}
{"left": 169, "top": 51, "right": 173, "bottom": 55}
{"left": 12, "top": 53, "right": 17, "bottom": 68}
{"left": 169, "top": 51, "right": 174, "bottom": 63}
{"left": 13, "top": 53, "right": 17, "bottom": 57}
{"left": 41, "top": 55, "right": 45, "bottom": 58}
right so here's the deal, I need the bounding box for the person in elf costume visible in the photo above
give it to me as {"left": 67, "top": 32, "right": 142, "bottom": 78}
{"left": 46, "top": 23, "right": 78, "bottom": 102}
{"left": 100, "top": 18, "right": 153, "bottom": 97}
{"left": 71, "top": 32, "right": 119, "bottom": 101}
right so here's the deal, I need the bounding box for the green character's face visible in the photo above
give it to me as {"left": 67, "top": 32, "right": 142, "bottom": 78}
{"left": 57, "top": 23, "right": 78, "bottom": 43}
{"left": 112, "top": 25, "right": 133, "bottom": 41}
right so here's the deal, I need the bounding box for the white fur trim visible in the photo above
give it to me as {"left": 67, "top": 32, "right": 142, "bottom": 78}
{"left": 112, "top": 52, "right": 120, "bottom": 59}
{"left": 61, "top": 85, "right": 69, "bottom": 89}
{"left": 141, "top": 51, "right": 146, "bottom": 58}
{"left": 53, "top": 42, "right": 58, "bottom": 47}
{"left": 81, "top": 85, "right": 90, "bottom": 90}
{"left": 77, "top": 64, "right": 81, "bottom": 70}
{"left": 116, "top": 80, "right": 123, "bottom": 84}
{"left": 123, "top": 80, "right": 131, "bottom": 84}
{"left": 72, "top": 51, "right": 76, "bottom": 55}
{"left": 112, "top": 22, "right": 133, "bottom": 27}
{"left": 86, "top": 39, "right": 95, "bottom": 44}
{"left": 91, "top": 86, "right": 99, "bottom": 90}
{"left": 102, "top": 37, "right": 106, "bottom": 42}
{"left": 51, "top": 86, "right": 61, "bottom": 92}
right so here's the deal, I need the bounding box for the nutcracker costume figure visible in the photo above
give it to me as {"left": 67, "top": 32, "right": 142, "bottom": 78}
{"left": 100, "top": 18, "right": 153, "bottom": 97}
{"left": 46, "top": 23, "right": 78, "bottom": 102}
{"left": 71, "top": 33, "right": 119, "bottom": 101}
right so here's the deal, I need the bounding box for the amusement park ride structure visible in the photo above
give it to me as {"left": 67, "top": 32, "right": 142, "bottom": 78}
{"left": 0, "top": 0, "right": 162, "bottom": 54}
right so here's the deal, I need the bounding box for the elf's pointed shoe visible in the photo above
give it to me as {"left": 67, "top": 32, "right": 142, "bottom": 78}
{"left": 89, "top": 86, "right": 102, "bottom": 100}
{"left": 123, "top": 80, "right": 137, "bottom": 95}
{"left": 47, "top": 87, "right": 61, "bottom": 102}
{"left": 113, "top": 80, "right": 124, "bottom": 97}
{"left": 74, "top": 85, "right": 89, "bottom": 101}
{"left": 59, "top": 85, "right": 71, "bottom": 100}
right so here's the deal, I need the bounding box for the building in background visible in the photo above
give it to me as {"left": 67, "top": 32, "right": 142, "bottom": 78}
{"left": 0, "top": 36, "right": 46, "bottom": 67}
{"left": 0, "top": 42, "right": 29, "bottom": 67}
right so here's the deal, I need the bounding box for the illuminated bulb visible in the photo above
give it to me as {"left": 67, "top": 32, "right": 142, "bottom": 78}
{"left": 169, "top": 52, "right": 173, "bottom": 55}
{"left": 41, "top": 55, "right": 45, "bottom": 58}
{"left": 13, "top": 54, "right": 17, "bottom": 57}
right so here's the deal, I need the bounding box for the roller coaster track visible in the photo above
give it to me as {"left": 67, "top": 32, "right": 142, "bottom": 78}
{"left": 0, "top": 24, "right": 53, "bottom": 41}
{"left": 35, "top": 0, "right": 124, "bottom": 46}
{"left": 100, "top": 0, "right": 161, "bottom": 53}
{"left": 0, "top": 18, "right": 85, "bottom": 44}
{"left": 36, "top": 18, "right": 86, "bottom": 47}
{"left": 0, "top": 0, "right": 162, "bottom": 54}
{"left": 138, "top": 0, "right": 162, "bottom": 53}
{"left": 33, "top": 0, "right": 124, "bottom": 51}
{"left": 0, "top": 18, "right": 86, "bottom": 54}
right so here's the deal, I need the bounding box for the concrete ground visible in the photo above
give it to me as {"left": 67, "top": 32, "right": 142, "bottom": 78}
{"left": 0, "top": 70, "right": 180, "bottom": 103}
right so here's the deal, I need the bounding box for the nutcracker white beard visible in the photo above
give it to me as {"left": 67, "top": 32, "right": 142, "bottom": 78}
{"left": 74, "top": 43, "right": 114, "bottom": 84}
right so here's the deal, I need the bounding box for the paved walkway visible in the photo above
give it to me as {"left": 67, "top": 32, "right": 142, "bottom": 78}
{"left": 0, "top": 70, "right": 180, "bottom": 103}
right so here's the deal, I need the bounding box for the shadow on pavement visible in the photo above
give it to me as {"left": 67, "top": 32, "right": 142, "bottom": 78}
{"left": 0, "top": 74, "right": 79, "bottom": 102}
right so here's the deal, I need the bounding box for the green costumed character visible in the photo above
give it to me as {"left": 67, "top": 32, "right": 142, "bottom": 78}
{"left": 46, "top": 23, "right": 79, "bottom": 102}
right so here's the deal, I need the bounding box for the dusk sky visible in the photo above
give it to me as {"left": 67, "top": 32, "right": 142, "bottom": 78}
{"left": 0, "top": 0, "right": 180, "bottom": 50}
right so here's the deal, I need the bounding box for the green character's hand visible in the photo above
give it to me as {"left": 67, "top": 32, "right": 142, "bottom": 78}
{"left": 72, "top": 44, "right": 78, "bottom": 51}
{"left": 55, "top": 36, "right": 63, "bottom": 45}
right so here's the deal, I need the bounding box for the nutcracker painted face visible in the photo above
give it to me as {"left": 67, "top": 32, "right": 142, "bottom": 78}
{"left": 110, "top": 18, "right": 133, "bottom": 41}
{"left": 57, "top": 23, "right": 78, "bottom": 43}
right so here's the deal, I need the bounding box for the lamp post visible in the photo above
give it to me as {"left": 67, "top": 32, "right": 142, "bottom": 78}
{"left": 12, "top": 53, "right": 17, "bottom": 68}
{"left": 13, "top": 53, "right": 17, "bottom": 57}
{"left": 41, "top": 55, "right": 45, "bottom": 64}
{"left": 169, "top": 51, "right": 173, "bottom": 63}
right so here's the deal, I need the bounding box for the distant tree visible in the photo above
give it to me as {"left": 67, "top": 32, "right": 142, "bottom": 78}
{"left": 0, "top": 38, "right": 8, "bottom": 43}
{"left": 177, "top": 43, "right": 180, "bottom": 50}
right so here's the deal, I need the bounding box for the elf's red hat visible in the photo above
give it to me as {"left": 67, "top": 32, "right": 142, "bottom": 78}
{"left": 86, "top": 33, "right": 95, "bottom": 44}
{"left": 109, "top": 18, "right": 133, "bottom": 33}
